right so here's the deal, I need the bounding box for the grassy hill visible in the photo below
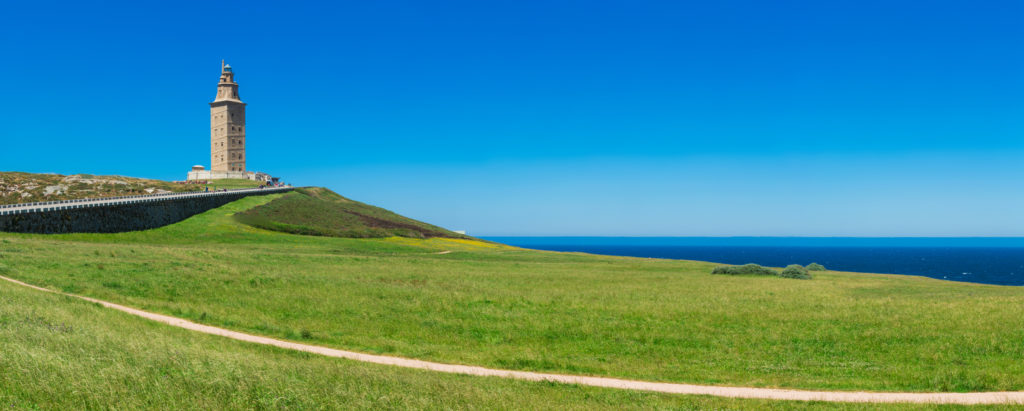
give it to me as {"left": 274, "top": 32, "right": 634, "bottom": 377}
{"left": 0, "top": 172, "right": 265, "bottom": 205}
{"left": 3, "top": 191, "right": 1024, "bottom": 404}
{"left": 235, "top": 187, "right": 471, "bottom": 239}
{"left": 0, "top": 172, "right": 193, "bottom": 204}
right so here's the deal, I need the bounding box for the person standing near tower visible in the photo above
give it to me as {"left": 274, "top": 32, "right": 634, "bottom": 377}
{"left": 210, "top": 60, "right": 246, "bottom": 172}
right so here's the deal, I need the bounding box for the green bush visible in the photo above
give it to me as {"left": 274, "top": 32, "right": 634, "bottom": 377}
{"left": 711, "top": 263, "right": 777, "bottom": 276}
{"left": 780, "top": 264, "right": 812, "bottom": 279}
{"left": 806, "top": 263, "right": 826, "bottom": 271}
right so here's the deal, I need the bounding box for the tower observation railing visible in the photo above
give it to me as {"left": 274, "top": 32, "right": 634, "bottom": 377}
{"left": 0, "top": 186, "right": 293, "bottom": 216}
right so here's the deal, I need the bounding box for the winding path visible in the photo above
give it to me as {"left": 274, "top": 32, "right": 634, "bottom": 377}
{"left": 3, "top": 273, "right": 1022, "bottom": 405}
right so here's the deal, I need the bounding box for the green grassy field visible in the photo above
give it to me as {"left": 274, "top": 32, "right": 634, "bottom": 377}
{"left": 3, "top": 192, "right": 1024, "bottom": 401}
{"left": 3, "top": 278, "right": 996, "bottom": 410}
{"left": 201, "top": 178, "right": 269, "bottom": 190}
{"left": 235, "top": 187, "right": 470, "bottom": 238}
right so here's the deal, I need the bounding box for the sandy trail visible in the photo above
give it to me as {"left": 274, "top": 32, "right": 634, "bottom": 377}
{"left": 2, "top": 273, "right": 1022, "bottom": 405}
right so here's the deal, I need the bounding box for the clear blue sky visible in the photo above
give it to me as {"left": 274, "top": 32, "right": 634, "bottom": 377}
{"left": 1, "top": 1, "right": 1022, "bottom": 236}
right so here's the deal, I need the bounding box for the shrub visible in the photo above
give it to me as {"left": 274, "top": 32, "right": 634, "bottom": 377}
{"left": 711, "top": 266, "right": 733, "bottom": 274}
{"left": 780, "top": 264, "right": 812, "bottom": 279}
{"left": 806, "top": 262, "right": 826, "bottom": 271}
{"left": 711, "top": 263, "right": 777, "bottom": 276}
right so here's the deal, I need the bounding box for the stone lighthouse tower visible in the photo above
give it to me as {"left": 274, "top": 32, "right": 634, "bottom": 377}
{"left": 210, "top": 60, "right": 246, "bottom": 172}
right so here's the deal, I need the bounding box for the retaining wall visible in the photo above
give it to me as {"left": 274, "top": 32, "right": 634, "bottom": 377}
{"left": 0, "top": 187, "right": 292, "bottom": 234}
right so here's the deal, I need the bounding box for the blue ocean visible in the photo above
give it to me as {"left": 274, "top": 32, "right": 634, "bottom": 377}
{"left": 483, "top": 237, "right": 1024, "bottom": 286}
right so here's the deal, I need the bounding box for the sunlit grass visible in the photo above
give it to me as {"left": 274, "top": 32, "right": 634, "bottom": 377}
{"left": 234, "top": 187, "right": 470, "bottom": 239}
{"left": 3, "top": 194, "right": 1024, "bottom": 394}
{"left": 13, "top": 275, "right": 962, "bottom": 410}
{"left": 201, "top": 178, "right": 267, "bottom": 190}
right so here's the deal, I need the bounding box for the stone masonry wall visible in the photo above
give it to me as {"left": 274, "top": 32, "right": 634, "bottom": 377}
{"left": 0, "top": 188, "right": 291, "bottom": 234}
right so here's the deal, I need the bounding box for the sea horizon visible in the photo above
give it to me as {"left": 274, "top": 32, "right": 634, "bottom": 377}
{"left": 483, "top": 236, "right": 1024, "bottom": 247}
{"left": 484, "top": 236, "right": 1024, "bottom": 286}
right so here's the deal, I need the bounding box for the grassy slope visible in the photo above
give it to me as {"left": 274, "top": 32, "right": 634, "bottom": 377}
{"left": 7, "top": 276, "right": 927, "bottom": 410}
{"left": 0, "top": 171, "right": 197, "bottom": 204}
{"left": 235, "top": 187, "right": 470, "bottom": 239}
{"left": 3, "top": 194, "right": 1024, "bottom": 395}
{"left": 201, "top": 178, "right": 268, "bottom": 190}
